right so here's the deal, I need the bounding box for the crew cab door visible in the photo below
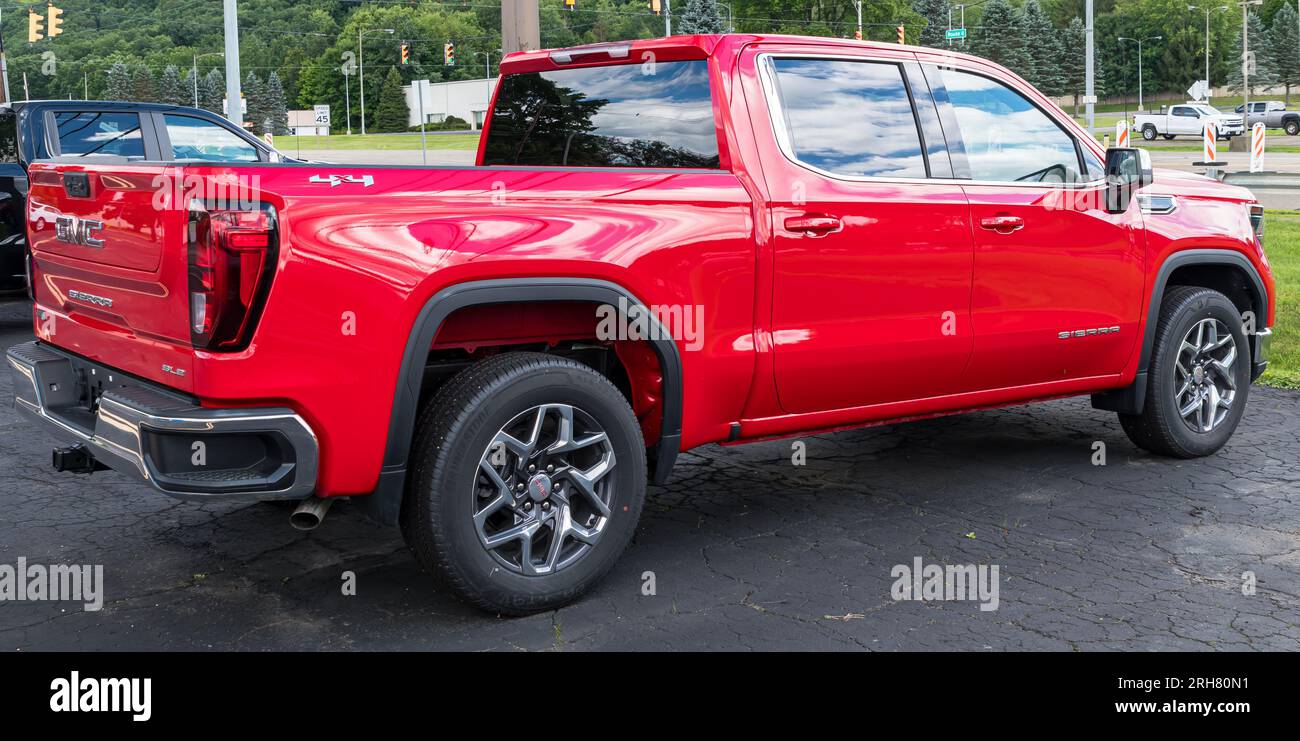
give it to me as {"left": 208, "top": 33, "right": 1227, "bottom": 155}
{"left": 1170, "top": 105, "right": 1200, "bottom": 135}
{"left": 921, "top": 61, "right": 1145, "bottom": 390}
{"left": 750, "top": 47, "right": 974, "bottom": 413}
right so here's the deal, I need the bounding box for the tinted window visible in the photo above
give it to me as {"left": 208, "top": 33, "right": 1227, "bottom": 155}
{"left": 0, "top": 110, "right": 16, "bottom": 164}
{"left": 1172, "top": 107, "right": 1195, "bottom": 117}
{"left": 164, "top": 115, "right": 259, "bottom": 162}
{"left": 770, "top": 58, "right": 926, "bottom": 179}
{"left": 482, "top": 60, "right": 719, "bottom": 168}
{"left": 940, "top": 68, "right": 1083, "bottom": 183}
{"left": 54, "top": 111, "right": 145, "bottom": 159}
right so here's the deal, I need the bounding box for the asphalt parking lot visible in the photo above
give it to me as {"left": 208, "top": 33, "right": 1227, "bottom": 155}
{"left": 2, "top": 299, "right": 1298, "bottom": 651}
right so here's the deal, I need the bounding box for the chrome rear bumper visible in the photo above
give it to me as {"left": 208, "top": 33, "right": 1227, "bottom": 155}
{"left": 6, "top": 341, "right": 318, "bottom": 501}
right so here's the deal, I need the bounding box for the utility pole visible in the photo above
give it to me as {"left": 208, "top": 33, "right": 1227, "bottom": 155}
{"left": 854, "top": 0, "right": 863, "bottom": 40}
{"left": 665, "top": 0, "right": 672, "bottom": 36}
{"left": 0, "top": 9, "right": 10, "bottom": 104}
{"left": 1118, "top": 35, "right": 1161, "bottom": 111}
{"left": 343, "top": 67, "right": 352, "bottom": 136}
{"left": 502, "top": 0, "right": 540, "bottom": 54}
{"left": 223, "top": 0, "right": 243, "bottom": 127}
{"left": 1239, "top": 0, "right": 1262, "bottom": 112}
{"left": 1190, "top": 6, "right": 1229, "bottom": 99}
{"left": 1085, "top": 0, "right": 1095, "bottom": 132}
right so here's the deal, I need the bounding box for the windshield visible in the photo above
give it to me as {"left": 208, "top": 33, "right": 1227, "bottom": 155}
{"left": 1192, "top": 105, "right": 1221, "bottom": 117}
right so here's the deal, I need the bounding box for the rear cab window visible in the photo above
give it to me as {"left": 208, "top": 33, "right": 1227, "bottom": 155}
{"left": 53, "top": 111, "right": 146, "bottom": 160}
{"left": 482, "top": 60, "right": 720, "bottom": 168}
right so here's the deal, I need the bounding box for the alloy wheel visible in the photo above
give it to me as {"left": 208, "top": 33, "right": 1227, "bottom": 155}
{"left": 472, "top": 404, "right": 617, "bottom": 576}
{"left": 1173, "top": 318, "right": 1238, "bottom": 434}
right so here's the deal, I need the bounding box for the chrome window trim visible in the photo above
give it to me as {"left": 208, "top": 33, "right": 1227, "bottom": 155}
{"left": 755, "top": 51, "right": 1107, "bottom": 190}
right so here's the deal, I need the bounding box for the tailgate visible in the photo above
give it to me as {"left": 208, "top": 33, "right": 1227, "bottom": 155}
{"left": 26, "top": 162, "right": 195, "bottom": 391}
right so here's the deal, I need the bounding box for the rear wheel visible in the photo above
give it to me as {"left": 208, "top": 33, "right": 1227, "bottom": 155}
{"left": 402, "top": 352, "right": 646, "bottom": 615}
{"left": 1119, "top": 287, "right": 1250, "bottom": 458}
{"left": 1142, "top": 124, "right": 1158, "bottom": 141}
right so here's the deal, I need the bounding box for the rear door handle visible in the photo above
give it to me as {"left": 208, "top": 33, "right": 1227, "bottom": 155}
{"left": 784, "top": 215, "right": 843, "bottom": 236}
{"left": 979, "top": 215, "right": 1024, "bottom": 233}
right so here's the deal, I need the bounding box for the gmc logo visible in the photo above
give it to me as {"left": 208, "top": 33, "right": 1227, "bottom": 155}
{"left": 54, "top": 215, "right": 105, "bottom": 248}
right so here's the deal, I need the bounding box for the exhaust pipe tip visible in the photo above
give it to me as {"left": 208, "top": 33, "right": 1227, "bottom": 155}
{"left": 290, "top": 496, "right": 334, "bottom": 531}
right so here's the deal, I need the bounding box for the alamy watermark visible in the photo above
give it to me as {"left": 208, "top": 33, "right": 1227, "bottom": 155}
{"left": 595, "top": 296, "right": 705, "bottom": 351}
{"left": 891, "top": 556, "right": 999, "bottom": 612}
{"left": 0, "top": 558, "right": 103, "bottom": 612}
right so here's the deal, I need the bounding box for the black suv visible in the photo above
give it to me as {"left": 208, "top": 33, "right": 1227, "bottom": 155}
{"left": 1, "top": 100, "right": 296, "bottom": 298}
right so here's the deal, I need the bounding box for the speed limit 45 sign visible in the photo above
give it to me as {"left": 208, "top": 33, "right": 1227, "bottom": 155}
{"left": 313, "top": 105, "right": 331, "bottom": 127}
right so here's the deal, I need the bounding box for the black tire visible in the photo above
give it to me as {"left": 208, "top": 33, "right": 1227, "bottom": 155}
{"left": 1118, "top": 287, "right": 1251, "bottom": 458}
{"left": 1161, "top": 134, "right": 1175, "bottom": 140}
{"left": 1284, "top": 119, "right": 1300, "bottom": 136}
{"left": 401, "top": 352, "right": 646, "bottom": 615}
{"left": 1142, "top": 124, "right": 1157, "bottom": 141}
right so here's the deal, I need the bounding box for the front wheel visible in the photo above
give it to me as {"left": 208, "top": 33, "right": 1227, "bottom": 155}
{"left": 402, "top": 352, "right": 647, "bottom": 615}
{"left": 1119, "top": 287, "right": 1251, "bottom": 458}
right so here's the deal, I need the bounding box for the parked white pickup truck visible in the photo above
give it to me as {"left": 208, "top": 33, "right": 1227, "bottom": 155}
{"left": 1234, "top": 101, "right": 1300, "bottom": 135}
{"left": 1133, "top": 103, "right": 1245, "bottom": 141}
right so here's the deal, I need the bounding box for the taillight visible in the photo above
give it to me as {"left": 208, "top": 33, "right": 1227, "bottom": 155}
{"left": 187, "top": 201, "right": 276, "bottom": 351}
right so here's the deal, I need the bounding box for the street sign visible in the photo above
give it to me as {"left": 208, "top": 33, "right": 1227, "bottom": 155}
{"left": 1187, "top": 80, "right": 1209, "bottom": 102}
{"left": 313, "top": 105, "right": 331, "bottom": 128}
{"left": 945, "top": 28, "right": 966, "bottom": 40}
{"left": 1082, "top": 95, "right": 1098, "bottom": 104}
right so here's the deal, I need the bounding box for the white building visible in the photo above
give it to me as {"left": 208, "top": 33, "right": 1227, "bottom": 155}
{"left": 404, "top": 78, "right": 498, "bottom": 130}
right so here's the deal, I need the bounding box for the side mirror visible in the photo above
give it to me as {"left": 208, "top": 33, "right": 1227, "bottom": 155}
{"left": 1104, "top": 148, "right": 1153, "bottom": 214}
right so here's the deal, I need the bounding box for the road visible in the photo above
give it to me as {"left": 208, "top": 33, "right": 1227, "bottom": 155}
{"left": 2, "top": 300, "right": 1297, "bottom": 650}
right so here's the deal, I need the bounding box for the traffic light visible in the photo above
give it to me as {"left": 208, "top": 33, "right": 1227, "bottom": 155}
{"left": 896, "top": 25, "right": 905, "bottom": 44}
{"left": 400, "top": 42, "right": 412, "bottom": 67}
{"left": 47, "top": 4, "right": 65, "bottom": 38}
{"left": 650, "top": 0, "right": 661, "bottom": 12}
{"left": 28, "top": 9, "right": 45, "bottom": 43}
{"left": 444, "top": 41, "right": 455, "bottom": 66}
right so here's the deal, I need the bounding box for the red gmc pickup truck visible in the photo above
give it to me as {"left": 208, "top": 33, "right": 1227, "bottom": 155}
{"left": 7, "top": 34, "right": 1275, "bottom": 614}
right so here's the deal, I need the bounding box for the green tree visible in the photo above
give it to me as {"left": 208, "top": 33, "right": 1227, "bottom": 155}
{"left": 104, "top": 62, "right": 132, "bottom": 101}
{"left": 373, "top": 66, "right": 410, "bottom": 133}
{"left": 1226, "top": 12, "right": 1278, "bottom": 95}
{"left": 157, "top": 65, "right": 187, "bottom": 106}
{"left": 677, "top": 0, "right": 726, "bottom": 33}
{"left": 1061, "top": 16, "right": 1107, "bottom": 113}
{"left": 200, "top": 69, "right": 224, "bottom": 115}
{"left": 130, "top": 66, "right": 156, "bottom": 102}
{"left": 971, "top": 0, "right": 1030, "bottom": 76}
{"left": 1270, "top": 3, "right": 1300, "bottom": 103}
{"left": 264, "top": 72, "right": 290, "bottom": 135}
{"left": 243, "top": 71, "right": 267, "bottom": 133}
{"left": 1022, "top": 0, "right": 1066, "bottom": 95}
{"left": 183, "top": 68, "right": 199, "bottom": 108}
{"left": 913, "top": 0, "right": 952, "bottom": 48}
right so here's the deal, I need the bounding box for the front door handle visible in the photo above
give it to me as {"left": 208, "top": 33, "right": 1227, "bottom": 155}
{"left": 979, "top": 215, "right": 1024, "bottom": 234}
{"left": 784, "top": 215, "right": 843, "bottom": 236}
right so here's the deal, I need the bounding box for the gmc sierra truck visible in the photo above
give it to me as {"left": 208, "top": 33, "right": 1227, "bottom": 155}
{"left": 7, "top": 34, "right": 1276, "bottom": 615}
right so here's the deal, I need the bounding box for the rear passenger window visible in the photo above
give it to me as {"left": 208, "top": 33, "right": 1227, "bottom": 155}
{"left": 768, "top": 58, "right": 927, "bottom": 179}
{"left": 939, "top": 68, "right": 1085, "bottom": 183}
{"left": 54, "top": 111, "right": 145, "bottom": 159}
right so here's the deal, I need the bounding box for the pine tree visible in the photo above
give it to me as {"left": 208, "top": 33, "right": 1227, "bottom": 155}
{"left": 1270, "top": 3, "right": 1300, "bottom": 104}
{"left": 1226, "top": 12, "right": 1277, "bottom": 95}
{"left": 243, "top": 72, "right": 266, "bottom": 133}
{"left": 200, "top": 69, "right": 225, "bottom": 115}
{"left": 1021, "top": 0, "right": 1065, "bottom": 96}
{"left": 1061, "top": 16, "right": 1107, "bottom": 114}
{"left": 157, "top": 65, "right": 186, "bottom": 107}
{"left": 130, "top": 67, "right": 156, "bottom": 102}
{"left": 264, "top": 72, "right": 290, "bottom": 135}
{"left": 971, "top": 0, "right": 1030, "bottom": 78}
{"left": 104, "top": 63, "right": 132, "bottom": 101}
{"left": 913, "top": 0, "right": 952, "bottom": 48}
{"left": 677, "top": 0, "right": 726, "bottom": 34}
{"left": 373, "top": 67, "right": 410, "bottom": 133}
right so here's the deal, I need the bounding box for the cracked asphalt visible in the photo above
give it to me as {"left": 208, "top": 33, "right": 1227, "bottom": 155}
{"left": 2, "top": 299, "right": 1298, "bottom": 651}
